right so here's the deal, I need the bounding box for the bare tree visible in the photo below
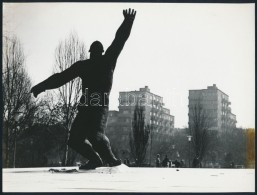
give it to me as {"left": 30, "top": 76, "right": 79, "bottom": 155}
{"left": 217, "top": 127, "right": 248, "bottom": 168}
{"left": 189, "top": 100, "right": 213, "bottom": 167}
{"left": 34, "top": 92, "right": 66, "bottom": 162}
{"left": 129, "top": 104, "right": 150, "bottom": 166}
{"left": 2, "top": 35, "right": 35, "bottom": 167}
{"left": 53, "top": 32, "right": 87, "bottom": 166}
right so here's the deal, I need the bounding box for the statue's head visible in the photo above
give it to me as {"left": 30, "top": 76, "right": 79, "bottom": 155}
{"left": 89, "top": 41, "right": 104, "bottom": 59}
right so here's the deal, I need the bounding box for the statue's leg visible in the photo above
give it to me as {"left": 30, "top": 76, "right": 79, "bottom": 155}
{"left": 67, "top": 135, "right": 103, "bottom": 166}
{"left": 90, "top": 132, "right": 121, "bottom": 167}
{"left": 87, "top": 107, "right": 121, "bottom": 166}
{"left": 67, "top": 113, "right": 103, "bottom": 168}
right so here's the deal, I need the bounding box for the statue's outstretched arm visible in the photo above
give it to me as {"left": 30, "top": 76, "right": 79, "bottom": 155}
{"left": 105, "top": 8, "right": 136, "bottom": 63}
{"left": 31, "top": 61, "right": 82, "bottom": 98}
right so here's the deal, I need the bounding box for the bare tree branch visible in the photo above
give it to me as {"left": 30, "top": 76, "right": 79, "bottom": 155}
{"left": 2, "top": 35, "right": 35, "bottom": 167}
{"left": 53, "top": 32, "right": 87, "bottom": 166}
{"left": 130, "top": 104, "right": 150, "bottom": 166}
{"left": 189, "top": 99, "right": 214, "bottom": 167}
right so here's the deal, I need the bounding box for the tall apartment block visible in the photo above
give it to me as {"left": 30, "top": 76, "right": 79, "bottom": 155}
{"left": 106, "top": 86, "right": 175, "bottom": 164}
{"left": 118, "top": 86, "right": 174, "bottom": 132}
{"left": 188, "top": 84, "right": 237, "bottom": 131}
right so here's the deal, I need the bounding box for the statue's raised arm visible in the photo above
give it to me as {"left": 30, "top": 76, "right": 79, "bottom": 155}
{"left": 105, "top": 8, "right": 136, "bottom": 65}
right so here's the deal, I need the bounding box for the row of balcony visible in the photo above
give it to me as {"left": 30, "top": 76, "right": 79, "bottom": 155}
{"left": 221, "top": 99, "right": 231, "bottom": 105}
{"left": 221, "top": 115, "right": 237, "bottom": 121}
{"left": 221, "top": 106, "right": 231, "bottom": 112}
{"left": 118, "top": 99, "right": 164, "bottom": 106}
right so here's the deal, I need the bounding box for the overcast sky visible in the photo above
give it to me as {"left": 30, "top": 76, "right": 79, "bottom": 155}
{"left": 3, "top": 3, "right": 255, "bottom": 128}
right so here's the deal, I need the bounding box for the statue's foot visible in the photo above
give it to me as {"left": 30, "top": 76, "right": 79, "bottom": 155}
{"left": 108, "top": 159, "right": 122, "bottom": 167}
{"left": 79, "top": 158, "right": 103, "bottom": 170}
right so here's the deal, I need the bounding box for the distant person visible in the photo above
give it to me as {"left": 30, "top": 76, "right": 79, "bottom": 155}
{"left": 126, "top": 158, "right": 130, "bottom": 166}
{"left": 31, "top": 9, "right": 136, "bottom": 170}
{"left": 192, "top": 156, "right": 202, "bottom": 168}
{"left": 156, "top": 154, "right": 161, "bottom": 167}
{"left": 135, "top": 158, "right": 139, "bottom": 166}
{"left": 230, "top": 161, "right": 235, "bottom": 168}
{"left": 162, "top": 155, "right": 169, "bottom": 167}
{"left": 174, "top": 159, "right": 181, "bottom": 168}
{"left": 168, "top": 160, "right": 172, "bottom": 168}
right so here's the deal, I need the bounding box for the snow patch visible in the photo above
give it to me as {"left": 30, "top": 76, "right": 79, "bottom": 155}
{"left": 3, "top": 167, "right": 255, "bottom": 192}
{"left": 83, "top": 164, "right": 129, "bottom": 174}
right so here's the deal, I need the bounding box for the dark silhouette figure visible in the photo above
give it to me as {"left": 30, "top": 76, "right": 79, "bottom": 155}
{"left": 192, "top": 156, "right": 202, "bottom": 168}
{"left": 31, "top": 9, "right": 136, "bottom": 169}
{"left": 174, "top": 159, "right": 181, "bottom": 168}
{"left": 162, "top": 155, "right": 169, "bottom": 167}
{"left": 126, "top": 158, "right": 130, "bottom": 166}
{"left": 156, "top": 154, "right": 161, "bottom": 167}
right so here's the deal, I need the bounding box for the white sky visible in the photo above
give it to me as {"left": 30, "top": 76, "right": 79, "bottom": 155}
{"left": 3, "top": 3, "right": 255, "bottom": 128}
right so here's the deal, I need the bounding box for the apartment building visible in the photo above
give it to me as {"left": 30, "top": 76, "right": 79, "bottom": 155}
{"left": 188, "top": 84, "right": 237, "bottom": 131}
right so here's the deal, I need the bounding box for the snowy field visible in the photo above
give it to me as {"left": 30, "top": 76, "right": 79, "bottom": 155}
{"left": 3, "top": 165, "right": 255, "bottom": 192}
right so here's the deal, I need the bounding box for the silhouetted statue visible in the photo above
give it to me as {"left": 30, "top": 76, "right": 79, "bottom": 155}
{"left": 31, "top": 9, "right": 136, "bottom": 170}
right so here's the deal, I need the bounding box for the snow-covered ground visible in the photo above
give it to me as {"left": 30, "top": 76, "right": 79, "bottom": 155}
{"left": 3, "top": 165, "right": 255, "bottom": 192}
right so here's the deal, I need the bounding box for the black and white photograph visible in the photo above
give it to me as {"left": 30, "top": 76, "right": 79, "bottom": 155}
{"left": 2, "top": 2, "right": 255, "bottom": 193}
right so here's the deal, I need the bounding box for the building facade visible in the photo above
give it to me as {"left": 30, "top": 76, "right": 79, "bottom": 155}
{"left": 106, "top": 86, "right": 175, "bottom": 165}
{"left": 188, "top": 84, "right": 237, "bottom": 131}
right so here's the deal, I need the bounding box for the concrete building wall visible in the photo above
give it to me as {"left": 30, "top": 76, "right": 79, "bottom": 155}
{"left": 188, "top": 84, "right": 237, "bottom": 131}
{"left": 106, "top": 86, "right": 175, "bottom": 165}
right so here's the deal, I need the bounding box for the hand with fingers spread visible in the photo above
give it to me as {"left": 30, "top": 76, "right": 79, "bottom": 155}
{"left": 123, "top": 8, "right": 136, "bottom": 20}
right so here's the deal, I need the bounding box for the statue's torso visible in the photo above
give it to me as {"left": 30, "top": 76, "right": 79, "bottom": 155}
{"left": 78, "top": 56, "right": 115, "bottom": 107}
